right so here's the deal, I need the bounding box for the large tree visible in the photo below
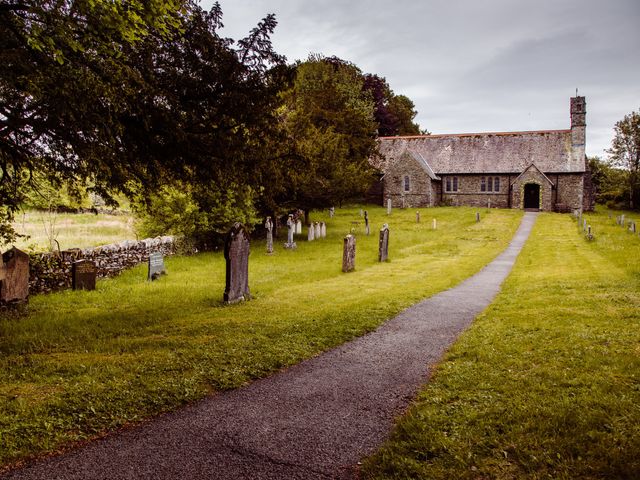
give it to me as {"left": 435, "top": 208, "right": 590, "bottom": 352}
{"left": 607, "top": 109, "right": 640, "bottom": 210}
{"left": 0, "top": 1, "right": 288, "bottom": 244}
{"left": 277, "top": 56, "right": 378, "bottom": 219}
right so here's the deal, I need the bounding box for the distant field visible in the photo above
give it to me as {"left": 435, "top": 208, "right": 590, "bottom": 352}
{"left": 9, "top": 210, "right": 136, "bottom": 251}
{"left": 0, "top": 205, "right": 521, "bottom": 469}
{"left": 362, "top": 208, "right": 640, "bottom": 479}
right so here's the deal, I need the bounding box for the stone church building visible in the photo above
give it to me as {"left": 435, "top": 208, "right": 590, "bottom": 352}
{"left": 371, "top": 96, "right": 594, "bottom": 212}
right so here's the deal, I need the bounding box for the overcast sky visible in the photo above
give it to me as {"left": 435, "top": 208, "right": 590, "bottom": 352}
{"left": 211, "top": 0, "right": 639, "bottom": 158}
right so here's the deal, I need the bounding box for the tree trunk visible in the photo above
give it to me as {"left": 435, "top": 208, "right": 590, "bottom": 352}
{"left": 304, "top": 209, "right": 310, "bottom": 225}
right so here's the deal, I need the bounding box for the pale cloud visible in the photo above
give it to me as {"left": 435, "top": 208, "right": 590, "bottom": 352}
{"left": 212, "top": 0, "right": 640, "bottom": 157}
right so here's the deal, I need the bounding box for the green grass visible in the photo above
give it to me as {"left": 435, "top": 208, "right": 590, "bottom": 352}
{"left": 361, "top": 208, "right": 640, "bottom": 479}
{"left": 9, "top": 210, "right": 135, "bottom": 251}
{"left": 0, "top": 205, "right": 521, "bottom": 469}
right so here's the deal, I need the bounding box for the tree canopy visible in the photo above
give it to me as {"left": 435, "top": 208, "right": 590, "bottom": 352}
{"left": 607, "top": 109, "right": 640, "bottom": 210}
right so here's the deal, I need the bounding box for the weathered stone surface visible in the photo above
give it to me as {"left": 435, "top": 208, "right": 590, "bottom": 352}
{"left": 284, "top": 215, "right": 296, "bottom": 249}
{"left": 265, "top": 217, "right": 274, "bottom": 254}
{"left": 307, "top": 224, "right": 315, "bottom": 241}
{"left": 295, "top": 220, "right": 302, "bottom": 235}
{"left": 320, "top": 222, "right": 326, "bottom": 238}
{"left": 314, "top": 222, "right": 321, "bottom": 239}
{"left": 379, "top": 225, "right": 389, "bottom": 262}
{"left": 342, "top": 235, "right": 356, "bottom": 273}
{"left": 0, "top": 247, "right": 29, "bottom": 304}
{"left": 224, "top": 223, "right": 250, "bottom": 304}
{"left": 147, "top": 252, "right": 166, "bottom": 281}
{"left": 387, "top": 198, "right": 392, "bottom": 215}
{"left": 72, "top": 259, "right": 97, "bottom": 291}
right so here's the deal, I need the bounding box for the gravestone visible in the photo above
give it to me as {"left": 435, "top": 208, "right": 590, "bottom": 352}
{"left": 265, "top": 217, "right": 274, "bottom": 254}
{"left": 621, "top": 214, "right": 625, "bottom": 227}
{"left": 147, "top": 252, "right": 166, "bottom": 281}
{"left": 476, "top": 212, "right": 480, "bottom": 222}
{"left": 433, "top": 218, "right": 437, "bottom": 230}
{"left": 308, "top": 224, "right": 315, "bottom": 241}
{"left": 314, "top": 222, "right": 321, "bottom": 239}
{"left": 416, "top": 211, "right": 420, "bottom": 223}
{"left": 320, "top": 222, "right": 327, "bottom": 238}
{"left": 364, "top": 211, "right": 370, "bottom": 235}
{"left": 359, "top": 209, "right": 364, "bottom": 217}
{"left": 342, "top": 235, "right": 356, "bottom": 272}
{"left": 329, "top": 207, "right": 335, "bottom": 218}
{"left": 0, "top": 247, "right": 29, "bottom": 304}
{"left": 387, "top": 198, "right": 392, "bottom": 215}
{"left": 223, "top": 223, "right": 251, "bottom": 303}
{"left": 583, "top": 218, "right": 587, "bottom": 231}
{"left": 401, "top": 195, "right": 406, "bottom": 209}
{"left": 379, "top": 224, "right": 389, "bottom": 262}
{"left": 72, "top": 259, "right": 97, "bottom": 291}
{"left": 285, "top": 215, "right": 297, "bottom": 249}
{"left": 296, "top": 220, "right": 302, "bottom": 235}
{"left": 488, "top": 198, "right": 492, "bottom": 209}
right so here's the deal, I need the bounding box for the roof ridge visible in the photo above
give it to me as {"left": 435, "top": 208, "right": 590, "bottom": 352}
{"left": 379, "top": 129, "right": 571, "bottom": 140}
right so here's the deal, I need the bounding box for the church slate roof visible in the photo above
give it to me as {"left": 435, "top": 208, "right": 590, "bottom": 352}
{"left": 375, "top": 129, "right": 583, "bottom": 174}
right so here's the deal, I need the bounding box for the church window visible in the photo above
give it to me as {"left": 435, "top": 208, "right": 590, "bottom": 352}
{"left": 494, "top": 177, "right": 500, "bottom": 192}
{"left": 480, "top": 177, "right": 486, "bottom": 192}
{"left": 487, "top": 176, "right": 493, "bottom": 192}
{"left": 446, "top": 176, "right": 459, "bottom": 192}
{"left": 403, "top": 175, "right": 410, "bottom": 192}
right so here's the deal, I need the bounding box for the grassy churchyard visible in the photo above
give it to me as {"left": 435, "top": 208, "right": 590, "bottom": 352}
{"left": 1, "top": 206, "right": 638, "bottom": 478}
{"left": 362, "top": 209, "right": 640, "bottom": 479}
{"left": 0, "top": 206, "right": 521, "bottom": 468}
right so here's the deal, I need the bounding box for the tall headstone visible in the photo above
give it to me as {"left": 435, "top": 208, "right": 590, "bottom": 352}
{"left": 0, "top": 247, "right": 29, "bottom": 304}
{"left": 314, "top": 222, "right": 321, "bottom": 239}
{"left": 265, "top": 216, "right": 274, "bottom": 254}
{"left": 387, "top": 198, "right": 392, "bottom": 215}
{"left": 147, "top": 252, "right": 166, "bottom": 281}
{"left": 285, "top": 215, "right": 296, "bottom": 249}
{"left": 433, "top": 218, "right": 437, "bottom": 230}
{"left": 224, "top": 223, "right": 250, "bottom": 304}
{"left": 342, "top": 235, "right": 356, "bottom": 272}
{"left": 378, "top": 224, "right": 389, "bottom": 262}
{"left": 296, "top": 220, "right": 302, "bottom": 235}
{"left": 320, "top": 222, "right": 327, "bottom": 238}
{"left": 72, "top": 259, "right": 97, "bottom": 291}
{"left": 308, "top": 224, "right": 315, "bottom": 241}
{"left": 364, "top": 211, "right": 370, "bottom": 235}
{"left": 416, "top": 211, "right": 420, "bottom": 223}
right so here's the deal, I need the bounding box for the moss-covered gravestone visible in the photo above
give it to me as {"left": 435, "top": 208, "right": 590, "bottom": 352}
{"left": 0, "top": 247, "right": 29, "bottom": 305}
{"left": 342, "top": 234, "right": 356, "bottom": 273}
{"left": 148, "top": 252, "right": 166, "bottom": 281}
{"left": 224, "top": 223, "right": 251, "bottom": 304}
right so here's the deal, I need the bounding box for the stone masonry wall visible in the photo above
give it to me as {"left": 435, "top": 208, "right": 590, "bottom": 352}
{"left": 383, "top": 155, "right": 432, "bottom": 208}
{"left": 511, "top": 169, "right": 553, "bottom": 211}
{"left": 438, "top": 174, "right": 511, "bottom": 208}
{"left": 29, "top": 236, "right": 177, "bottom": 294}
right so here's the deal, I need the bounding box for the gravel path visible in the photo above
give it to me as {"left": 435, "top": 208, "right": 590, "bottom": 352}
{"left": 4, "top": 213, "right": 538, "bottom": 480}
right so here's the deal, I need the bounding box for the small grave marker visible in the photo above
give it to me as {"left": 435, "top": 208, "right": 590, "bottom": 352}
{"left": 329, "top": 207, "right": 335, "bottom": 218}
{"left": 433, "top": 218, "right": 437, "bottom": 230}
{"left": 265, "top": 216, "right": 274, "bottom": 254}
{"left": 379, "top": 224, "right": 389, "bottom": 262}
{"left": 342, "top": 235, "right": 356, "bottom": 272}
{"left": 224, "top": 223, "right": 250, "bottom": 303}
{"left": 416, "top": 211, "right": 420, "bottom": 223}
{"left": 364, "top": 211, "right": 370, "bottom": 235}
{"left": 387, "top": 198, "right": 392, "bottom": 215}
{"left": 0, "top": 247, "right": 29, "bottom": 304}
{"left": 476, "top": 212, "right": 480, "bottom": 222}
{"left": 72, "top": 259, "right": 97, "bottom": 291}
{"left": 147, "top": 252, "right": 166, "bottom": 281}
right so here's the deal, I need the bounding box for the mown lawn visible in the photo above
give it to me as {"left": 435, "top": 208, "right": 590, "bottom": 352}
{"left": 0, "top": 205, "right": 521, "bottom": 469}
{"left": 362, "top": 208, "right": 640, "bottom": 479}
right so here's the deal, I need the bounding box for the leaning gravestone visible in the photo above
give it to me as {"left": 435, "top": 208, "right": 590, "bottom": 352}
{"left": 379, "top": 224, "right": 389, "bottom": 262}
{"left": 342, "top": 234, "right": 356, "bottom": 273}
{"left": 147, "top": 252, "right": 166, "bottom": 281}
{"left": 223, "top": 223, "right": 251, "bottom": 304}
{"left": 0, "top": 247, "right": 29, "bottom": 305}
{"left": 72, "top": 259, "right": 97, "bottom": 291}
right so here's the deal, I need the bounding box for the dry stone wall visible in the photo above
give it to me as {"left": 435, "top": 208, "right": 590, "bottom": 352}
{"left": 29, "top": 236, "right": 177, "bottom": 294}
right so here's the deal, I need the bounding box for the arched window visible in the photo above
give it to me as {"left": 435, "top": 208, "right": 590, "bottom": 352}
{"left": 403, "top": 175, "right": 410, "bottom": 192}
